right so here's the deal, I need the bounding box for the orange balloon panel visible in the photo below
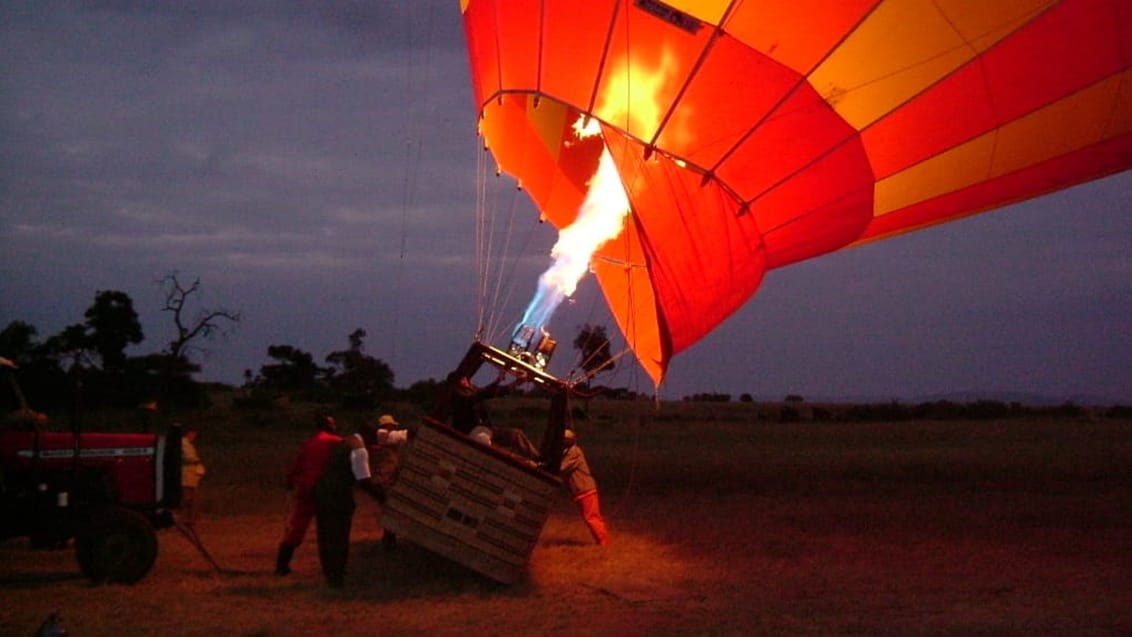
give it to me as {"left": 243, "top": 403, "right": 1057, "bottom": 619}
{"left": 462, "top": 0, "right": 1132, "bottom": 384}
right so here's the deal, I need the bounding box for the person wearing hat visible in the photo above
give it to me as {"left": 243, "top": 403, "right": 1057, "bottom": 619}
{"left": 369, "top": 413, "right": 410, "bottom": 550}
{"left": 275, "top": 414, "right": 342, "bottom": 576}
{"left": 560, "top": 428, "right": 609, "bottom": 546}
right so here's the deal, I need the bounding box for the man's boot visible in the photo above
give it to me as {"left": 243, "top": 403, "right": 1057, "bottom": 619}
{"left": 275, "top": 543, "right": 295, "bottom": 576}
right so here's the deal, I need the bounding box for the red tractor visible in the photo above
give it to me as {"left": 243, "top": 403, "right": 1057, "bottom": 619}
{"left": 0, "top": 357, "right": 182, "bottom": 583}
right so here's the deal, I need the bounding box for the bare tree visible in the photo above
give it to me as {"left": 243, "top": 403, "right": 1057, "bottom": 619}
{"left": 159, "top": 273, "right": 241, "bottom": 362}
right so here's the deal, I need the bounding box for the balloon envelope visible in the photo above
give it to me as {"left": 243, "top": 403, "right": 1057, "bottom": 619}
{"left": 462, "top": 0, "right": 1132, "bottom": 384}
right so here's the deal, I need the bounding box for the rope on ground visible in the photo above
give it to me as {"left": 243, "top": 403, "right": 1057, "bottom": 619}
{"left": 173, "top": 520, "right": 252, "bottom": 576}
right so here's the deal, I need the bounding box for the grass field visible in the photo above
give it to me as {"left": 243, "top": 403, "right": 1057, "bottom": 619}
{"left": 2, "top": 398, "right": 1130, "bottom": 636}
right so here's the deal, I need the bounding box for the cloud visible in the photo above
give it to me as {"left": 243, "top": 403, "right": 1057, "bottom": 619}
{"left": 1, "top": 1, "right": 1129, "bottom": 402}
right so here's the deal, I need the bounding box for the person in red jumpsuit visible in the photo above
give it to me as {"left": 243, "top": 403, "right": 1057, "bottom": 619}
{"left": 274, "top": 414, "right": 342, "bottom": 576}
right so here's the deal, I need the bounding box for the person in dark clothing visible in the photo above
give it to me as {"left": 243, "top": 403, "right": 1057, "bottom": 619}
{"left": 449, "top": 369, "right": 523, "bottom": 435}
{"left": 311, "top": 422, "right": 389, "bottom": 587}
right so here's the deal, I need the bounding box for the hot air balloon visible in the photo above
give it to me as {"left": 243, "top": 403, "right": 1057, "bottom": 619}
{"left": 460, "top": 0, "right": 1132, "bottom": 385}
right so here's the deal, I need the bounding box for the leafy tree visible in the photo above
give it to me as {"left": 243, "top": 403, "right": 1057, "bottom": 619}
{"left": 2, "top": 321, "right": 76, "bottom": 411}
{"left": 258, "top": 344, "right": 323, "bottom": 392}
{"left": 573, "top": 323, "right": 615, "bottom": 379}
{"left": 324, "top": 328, "right": 394, "bottom": 407}
{"left": 1, "top": 322, "right": 42, "bottom": 412}
{"left": 83, "top": 290, "right": 143, "bottom": 371}
{"left": 43, "top": 323, "right": 94, "bottom": 372}
{"left": 0, "top": 321, "right": 40, "bottom": 365}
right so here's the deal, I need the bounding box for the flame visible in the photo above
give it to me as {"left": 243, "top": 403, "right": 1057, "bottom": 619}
{"left": 517, "top": 117, "right": 629, "bottom": 333}
{"left": 514, "top": 51, "right": 673, "bottom": 346}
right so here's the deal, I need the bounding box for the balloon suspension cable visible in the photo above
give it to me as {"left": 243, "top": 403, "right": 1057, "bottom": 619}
{"left": 476, "top": 150, "right": 505, "bottom": 343}
{"left": 572, "top": 347, "right": 633, "bottom": 388}
{"left": 607, "top": 408, "right": 642, "bottom": 519}
{"left": 474, "top": 145, "right": 548, "bottom": 348}
{"left": 474, "top": 144, "right": 491, "bottom": 337}
{"left": 391, "top": 2, "right": 437, "bottom": 370}
{"left": 484, "top": 186, "right": 527, "bottom": 344}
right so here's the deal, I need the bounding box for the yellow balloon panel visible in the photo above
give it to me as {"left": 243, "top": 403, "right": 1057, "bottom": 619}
{"left": 875, "top": 72, "right": 1130, "bottom": 216}
{"left": 875, "top": 136, "right": 996, "bottom": 217}
{"left": 660, "top": 0, "right": 729, "bottom": 26}
{"left": 526, "top": 97, "right": 572, "bottom": 164}
{"left": 726, "top": 0, "right": 877, "bottom": 74}
{"left": 989, "top": 74, "right": 1126, "bottom": 179}
{"left": 940, "top": 0, "right": 1054, "bottom": 45}
{"left": 1110, "top": 71, "right": 1132, "bottom": 136}
{"left": 810, "top": 0, "right": 1039, "bottom": 129}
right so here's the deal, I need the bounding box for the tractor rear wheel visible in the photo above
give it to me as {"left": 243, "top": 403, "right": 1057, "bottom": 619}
{"left": 74, "top": 508, "right": 158, "bottom": 584}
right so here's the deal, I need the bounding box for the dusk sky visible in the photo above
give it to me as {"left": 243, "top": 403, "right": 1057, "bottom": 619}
{"left": 3, "top": 2, "right": 1130, "bottom": 403}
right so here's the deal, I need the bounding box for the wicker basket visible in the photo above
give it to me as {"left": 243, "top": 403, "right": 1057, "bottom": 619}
{"left": 383, "top": 418, "right": 560, "bottom": 584}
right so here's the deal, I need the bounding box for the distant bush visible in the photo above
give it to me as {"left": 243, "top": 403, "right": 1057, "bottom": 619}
{"left": 1104, "top": 405, "right": 1132, "bottom": 418}
{"left": 961, "top": 400, "right": 1014, "bottom": 420}
{"left": 684, "top": 393, "right": 731, "bottom": 402}
{"left": 844, "top": 402, "right": 913, "bottom": 422}
{"left": 1048, "top": 402, "right": 1084, "bottom": 419}
{"left": 599, "top": 387, "right": 643, "bottom": 400}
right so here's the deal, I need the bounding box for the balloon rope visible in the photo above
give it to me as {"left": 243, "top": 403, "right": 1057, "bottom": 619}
{"left": 474, "top": 145, "right": 489, "bottom": 339}
{"left": 576, "top": 348, "right": 633, "bottom": 386}
{"left": 484, "top": 185, "right": 520, "bottom": 342}
{"left": 607, "top": 408, "right": 642, "bottom": 518}
{"left": 391, "top": 2, "right": 437, "bottom": 369}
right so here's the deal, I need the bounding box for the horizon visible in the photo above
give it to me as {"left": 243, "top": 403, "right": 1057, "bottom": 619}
{"left": 2, "top": 2, "right": 1129, "bottom": 406}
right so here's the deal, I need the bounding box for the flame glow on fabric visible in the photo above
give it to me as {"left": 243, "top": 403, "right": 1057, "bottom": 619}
{"left": 462, "top": 0, "right": 1132, "bottom": 385}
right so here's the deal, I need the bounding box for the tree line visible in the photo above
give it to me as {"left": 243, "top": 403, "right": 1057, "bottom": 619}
{"left": 236, "top": 324, "right": 617, "bottom": 409}
{"left": 1, "top": 275, "right": 239, "bottom": 414}
{"left": 1, "top": 274, "right": 618, "bottom": 418}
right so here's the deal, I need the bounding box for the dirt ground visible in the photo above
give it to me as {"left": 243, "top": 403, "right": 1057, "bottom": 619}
{"left": 2, "top": 415, "right": 1130, "bottom": 636}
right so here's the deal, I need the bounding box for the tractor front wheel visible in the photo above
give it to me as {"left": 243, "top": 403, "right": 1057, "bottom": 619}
{"left": 74, "top": 508, "right": 158, "bottom": 584}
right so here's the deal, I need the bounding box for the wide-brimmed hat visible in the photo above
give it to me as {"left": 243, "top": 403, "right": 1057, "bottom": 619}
{"left": 378, "top": 414, "right": 399, "bottom": 428}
